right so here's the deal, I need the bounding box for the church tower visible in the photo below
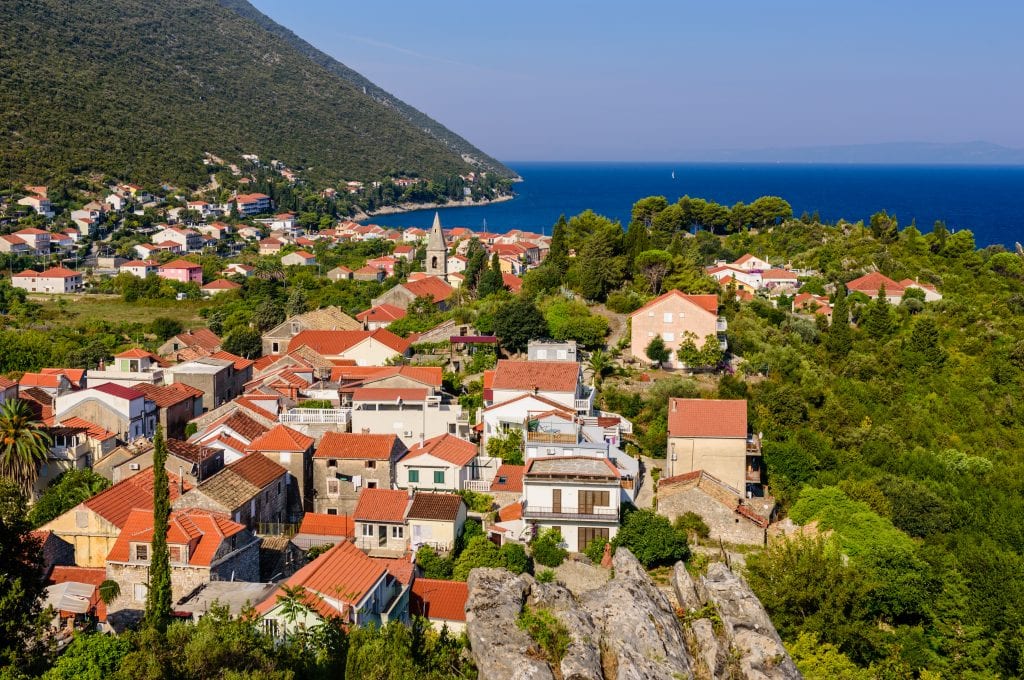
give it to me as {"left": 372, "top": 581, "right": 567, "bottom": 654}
{"left": 425, "top": 212, "right": 448, "bottom": 280}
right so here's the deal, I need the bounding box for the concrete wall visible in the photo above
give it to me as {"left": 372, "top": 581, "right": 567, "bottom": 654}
{"left": 351, "top": 403, "right": 458, "bottom": 448}
{"left": 631, "top": 297, "right": 718, "bottom": 369}
{"left": 667, "top": 436, "right": 746, "bottom": 493}
{"left": 396, "top": 454, "right": 466, "bottom": 492}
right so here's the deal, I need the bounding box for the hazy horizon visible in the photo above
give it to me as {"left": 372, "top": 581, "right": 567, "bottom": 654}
{"left": 250, "top": 0, "right": 1024, "bottom": 163}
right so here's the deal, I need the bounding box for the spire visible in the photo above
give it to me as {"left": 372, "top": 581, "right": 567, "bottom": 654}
{"left": 427, "top": 212, "right": 446, "bottom": 251}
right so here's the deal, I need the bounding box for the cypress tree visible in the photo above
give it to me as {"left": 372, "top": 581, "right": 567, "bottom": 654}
{"left": 477, "top": 254, "right": 505, "bottom": 298}
{"left": 547, "top": 215, "right": 569, "bottom": 273}
{"left": 145, "top": 426, "right": 171, "bottom": 632}
{"left": 827, "top": 286, "right": 852, "bottom": 356}
{"left": 865, "top": 285, "right": 894, "bottom": 339}
{"left": 908, "top": 316, "right": 945, "bottom": 367}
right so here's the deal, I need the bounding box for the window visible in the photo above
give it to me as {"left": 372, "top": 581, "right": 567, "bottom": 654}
{"left": 168, "top": 545, "right": 186, "bottom": 564}
{"left": 409, "top": 469, "right": 420, "bottom": 484}
{"left": 365, "top": 460, "right": 376, "bottom": 469}
{"left": 327, "top": 508, "right": 338, "bottom": 516}
{"left": 366, "top": 480, "right": 378, "bottom": 489}
{"left": 75, "top": 510, "right": 89, "bottom": 528}
{"left": 662, "top": 332, "right": 674, "bottom": 342}
{"left": 133, "top": 583, "right": 148, "bottom": 602}
{"left": 433, "top": 470, "right": 445, "bottom": 485}
{"left": 536, "top": 349, "right": 547, "bottom": 359}
{"left": 327, "top": 459, "right": 337, "bottom": 467}
{"left": 392, "top": 526, "right": 404, "bottom": 539}
{"left": 362, "top": 524, "right": 375, "bottom": 537}
{"left": 448, "top": 424, "right": 457, "bottom": 434}
{"left": 647, "top": 331, "right": 654, "bottom": 337}
{"left": 663, "top": 312, "right": 673, "bottom": 323}
{"left": 280, "top": 452, "right": 292, "bottom": 465}
{"left": 579, "top": 527, "right": 610, "bottom": 552}
{"left": 271, "top": 342, "right": 280, "bottom": 353}
{"left": 134, "top": 544, "right": 149, "bottom": 561}
{"left": 326, "top": 479, "right": 340, "bottom": 496}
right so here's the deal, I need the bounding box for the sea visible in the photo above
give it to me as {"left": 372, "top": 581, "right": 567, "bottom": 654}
{"left": 363, "top": 162, "right": 1024, "bottom": 248}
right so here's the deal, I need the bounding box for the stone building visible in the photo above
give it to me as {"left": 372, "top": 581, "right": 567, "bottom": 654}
{"left": 424, "top": 212, "right": 448, "bottom": 280}
{"left": 312, "top": 433, "right": 408, "bottom": 515}
{"left": 173, "top": 453, "right": 289, "bottom": 530}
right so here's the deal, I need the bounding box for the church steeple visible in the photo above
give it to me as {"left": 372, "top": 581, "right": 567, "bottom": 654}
{"left": 425, "top": 212, "right": 448, "bottom": 280}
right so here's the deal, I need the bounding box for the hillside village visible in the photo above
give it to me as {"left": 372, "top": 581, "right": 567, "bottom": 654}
{"left": 0, "top": 180, "right": 973, "bottom": 678}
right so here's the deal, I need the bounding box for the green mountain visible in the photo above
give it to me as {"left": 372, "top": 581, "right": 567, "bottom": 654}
{"left": 216, "top": 0, "right": 516, "bottom": 180}
{"left": 0, "top": 0, "right": 514, "bottom": 189}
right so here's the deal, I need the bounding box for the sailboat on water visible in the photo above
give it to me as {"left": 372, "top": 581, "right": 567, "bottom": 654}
{"left": 671, "top": 170, "right": 676, "bottom": 180}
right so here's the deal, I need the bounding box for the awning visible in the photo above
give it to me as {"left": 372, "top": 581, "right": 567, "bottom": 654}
{"left": 44, "top": 582, "right": 96, "bottom": 615}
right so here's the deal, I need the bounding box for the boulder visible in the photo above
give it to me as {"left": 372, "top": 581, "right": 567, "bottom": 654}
{"left": 700, "top": 562, "right": 801, "bottom": 680}
{"left": 672, "top": 562, "right": 703, "bottom": 612}
{"left": 528, "top": 581, "right": 603, "bottom": 680}
{"left": 466, "top": 568, "right": 555, "bottom": 680}
{"left": 689, "top": 618, "right": 722, "bottom": 678}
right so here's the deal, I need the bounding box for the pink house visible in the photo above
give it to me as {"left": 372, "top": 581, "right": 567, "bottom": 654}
{"left": 158, "top": 259, "right": 203, "bottom": 285}
{"left": 629, "top": 290, "right": 726, "bottom": 369}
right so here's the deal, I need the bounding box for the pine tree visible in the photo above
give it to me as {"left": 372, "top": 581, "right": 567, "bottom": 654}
{"left": 907, "top": 316, "right": 945, "bottom": 367}
{"left": 145, "top": 426, "right": 171, "bottom": 632}
{"left": 826, "top": 287, "right": 852, "bottom": 356}
{"left": 547, "top": 215, "right": 569, "bottom": 273}
{"left": 865, "top": 285, "right": 894, "bottom": 339}
{"left": 477, "top": 254, "right": 505, "bottom": 298}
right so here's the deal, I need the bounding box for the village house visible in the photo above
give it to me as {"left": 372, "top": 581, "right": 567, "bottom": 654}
{"left": 487, "top": 360, "right": 593, "bottom": 415}
{"left": 410, "top": 579, "right": 469, "bottom": 634}
{"left": 88, "top": 348, "right": 165, "bottom": 388}
{"left": 254, "top": 541, "right": 407, "bottom": 635}
{"left": 157, "top": 328, "right": 222, "bottom": 359}
{"left": 522, "top": 456, "right": 621, "bottom": 553}
{"left": 190, "top": 409, "right": 270, "bottom": 463}
{"left": 395, "top": 434, "right": 480, "bottom": 493}
{"left": 370, "top": 276, "right": 454, "bottom": 311}
{"left": 54, "top": 383, "right": 157, "bottom": 442}
{"left": 261, "top": 307, "right": 361, "bottom": 356}
{"left": 665, "top": 398, "right": 763, "bottom": 497}
{"left": 235, "top": 193, "right": 272, "bottom": 216}
{"left": 846, "top": 271, "right": 942, "bottom": 302}
{"left": 281, "top": 250, "right": 316, "bottom": 267}
{"left": 17, "top": 194, "right": 54, "bottom": 218}
{"left": 628, "top": 291, "right": 727, "bottom": 369}
{"left": 130, "top": 383, "right": 204, "bottom": 439}
{"left": 350, "top": 388, "right": 467, "bottom": 447}
{"left": 246, "top": 424, "right": 316, "bottom": 519}
{"left": 11, "top": 267, "right": 84, "bottom": 294}
{"left": 118, "top": 260, "right": 159, "bottom": 278}
{"left": 406, "top": 492, "right": 467, "bottom": 552}
{"left": 353, "top": 488, "right": 412, "bottom": 556}
{"left": 104, "top": 508, "right": 260, "bottom": 612}
{"left": 291, "top": 513, "right": 355, "bottom": 551}
{"left": 731, "top": 253, "right": 772, "bottom": 271}
{"left": 173, "top": 453, "right": 289, "bottom": 530}
{"left": 0, "top": 234, "right": 31, "bottom": 255}
{"left": 288, "top": 329, "right": 411, "bottom": 366}
{"left": 202, "top": 279, "right": 242, "bottom": 295}
{"left": 33, "top": 423, "right": 99, "bottom": 500}
{"left": 158, "top": 259, "right": 203, "bottom": 285}
{"left": 327, "top": 265, "right": 353, "bottom": 281}
{"left": 152, "top": 226, "right": 203, "bottom": 252}
{"left": 356, "top": 304, "right": 407, "bottom": 331}
{"left": 166, "top": 356, "right": 251, "bottom": 412}
{"left": 13, "top": 227, "right": 52, "bottom": 253}
{"left": 527, "top": 340, "right": 578, "bottom": 362}
{"left": 312, "top": 433, "right": 408, "bottom": 515}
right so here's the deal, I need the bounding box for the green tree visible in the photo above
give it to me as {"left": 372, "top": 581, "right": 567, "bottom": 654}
{"left": 0, "top": 399, "right": 52, "bottom": 498}
{"left": 645, "top": 335, "right": 671, "bottom": 366}
{"left": 145, "top": 426, "right": 171, "bottom": 632}
{"left": 0, "top": 479, "right": 47, "bottom": 671}
{"left": 42, "top": 632, "right": 131, "bottom": 680}
{"left": 486, "top": 428, "right": 524, "bottom": 466}
{"left": 611, "top": 508, "right": 689, "bottom": 568}
{"left": 826, "top": 287, "right": 852, "bottom": 356}
{"left": 635, "top": 249, "right": 674, "bottom": 295}
{"left": 675, "top": 332, "right": 703, "bottom": 368}
{"left": 492, "top": 299, "right": 548, "bottom": 354}
{"left": 904, "top": 316, "right": 945, "bottom": 368}
{"left": 586, "top": 349, "right": 612, "bottom": 389}
{"left": 452, "top": 536, "right": 503, "bottom": 580}
{"left": 252, "top": 298, "right": 286, "bottom": 332}
{"left": 864, "top": 286, "right": 894, "bottom": 339}
{"left": 285, "top": 287, "right": 309, "bottom": 317}
{"left": 477, "top": 254, "right": 505, "bottom": 298}
{"left": 530, "top": 528, "right": 568, "bottom": 567}
{"left": 222, "top": 327, "right": 262, "bottom": 358}
{"left": 869, "top": 210, "right": 899, "bottom": 243}
{"left": 148, "top": 317, "right": 183, "bottom": 341}
{"left": 416, "top": 545, "right": 454, "bottom": 579}
{"left": 29, "top": 468, "right": 110, "bottom": 527}
{"left": 546, "top": 215, "right": 569, "bottom": 273}
{"left": 498, "top": 542, "right": 530, "bottom": 574}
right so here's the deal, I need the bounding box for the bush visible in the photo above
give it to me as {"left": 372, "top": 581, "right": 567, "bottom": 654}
{"left": 531, "top": 528, "right": 568, "bottom": 567}
{"left": 457, "top": 489, "right": 494, "bottom": 514}
{"left": 517, "top": 607, "right": 570, "bottom": 667}
{"left": 296, "top": 399, "right": 333, "bottom": 409}
{"left": 416, "top": 545, "right": 454, "bottom": 580}
{"left": 498, "top": 542, "right": 530, "bottom": 575}
{"left": 535, "top": 569, "right": 556, "bottom": 584}
{"left": 452, "top": 536, "right": 501, "bottom": 581}
{"left": 612, "top": 508, "right": 689, "bottom": 568}
{"left": 583, "top": 536, "right": 609, "bottom": 563}
{"left": 673, "top": 512, "right": 710, "bottom": 541}
{"left": 605, "top": 289, "right": 646, "bottom": 314}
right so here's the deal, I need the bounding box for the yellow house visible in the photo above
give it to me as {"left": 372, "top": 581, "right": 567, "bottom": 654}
{"left": 666, "top": 398, "right": 763, "bottom": 497}
{"left": 38, "top": 467, "right": 192, "bottom": 567}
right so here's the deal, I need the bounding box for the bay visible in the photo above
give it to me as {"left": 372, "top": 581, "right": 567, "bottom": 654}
{"left": 363, "top": 162, "right": 1024, "bottom": 247}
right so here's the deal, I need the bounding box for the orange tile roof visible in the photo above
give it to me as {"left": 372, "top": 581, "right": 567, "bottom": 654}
{"left": 233, "top": 396, "right": 280, "bottom": 421}
{"left": 631, "top": 290, "right": 720, "bottom": 316}
{"left": 114, "top": 347, "right": 155, "bottom": 359}
{"left": 315, "top": 433, "right": 405, "bottom": 461}
{"left": 410, "top": 578, "right": 468, "bottom": 622}
{"left": 370, "top": 557, "right": 415, "bottom": 586}
{"left": 667, "top": 398, "right": 748, "bottom": 438}
{"left": 107, "top": 508, "right": 246, "bottom": 566}
{"left": 404, "top": 434, "right": 477, "bottom": 467}
{"left": 355, "top": 304, "right": 407, "bottom": 324}
{"left": 490, "top": 464, "right": 526, "bottom": 493}
{"left": 254, "top": 541, "right": 387, "bottom": 617}
{"left": 228, "top": 452, "right": 287, "bottom": 489}
{"left": 17, "top": 372, "right": 63, "bottom": 388}
{"left": 160, "top": 259, "right": 202, "bottom": 270}
{"left": 202, "top": 279, "right": 241, "bottom": 290}
{"left": 41, "top": 368, "right": 86, "bottom": 387}
{"left": 289, "top": 329, "right": 410, "bottom": 357}
{"left": 58, "top": 417, "right": 117, "bottom": 441}
{"left": 762, "top": 268, "right": 798, "bottom": 280}
{"left": 353, "top": 488, "right": 410, "bottom": 523}
{"left": 83, "top": 467, "right": 192, "bottom": 529}
{"left": 48, "top": 566, "right": 107, "bottom": 586}
{"left": 247, "top": 424, "right": 314, "bottom": 453}
{"left": 406, "top": 492, "right": 465, "bottom": 522}
{"left": 350, "top": 387, "right": 429, "bottom": 402}
{"left": 201, "top": 410, "right": 268, "bottom": 442}
{"left": 331, "top": 365, "right": 442, "bottom": 388}
{"left": 492, "top": 360, "right": 579, "bottom": 393}
{"left": 132, "top": 382, "right": 203, "bottom": 408}
{"left": 497, "top": 500, "right": 523, "bottom": 522}
{"left": 169, "top": 329, "right": 222, "bottom": 352}
{"left": 846, "top": 271, "right": 903, "bottom": 295}
{"left": 298, "top": 513, "right": 354, "bottom": 538}
{"left": 402, "top": 276, "right": 454, "bottom": 303}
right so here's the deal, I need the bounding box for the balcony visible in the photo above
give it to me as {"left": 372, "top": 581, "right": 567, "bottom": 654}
{"left": 279, "top": 407, "right": 350, "bottom": 425}
{"left": 526, "top": 431, "right": 578, "bottom": 444}
{"left": 716, "top": 317, "right": 728, "bottom": 332}
{"left": 746, "top": 438, "right": 762, "bottom": 456}
{"left": 574, "top": 386, "right": 595, "bottom": 414}
{"left": 522, "top": 504, "right": 618, "bottom": 522}
{"left": 746, "top": 468, "right": 762, "bottom": 483}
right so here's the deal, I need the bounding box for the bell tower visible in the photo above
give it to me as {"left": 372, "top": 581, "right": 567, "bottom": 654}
{"left": 425, "top": 212, "right": 448, "bottom": 280}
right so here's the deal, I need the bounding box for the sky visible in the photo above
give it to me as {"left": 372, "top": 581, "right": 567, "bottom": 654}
{"left": 250, "top": 0, "right": 1024, "bottom": 162}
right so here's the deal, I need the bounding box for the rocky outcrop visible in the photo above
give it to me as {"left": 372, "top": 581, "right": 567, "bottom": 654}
{"left": 465, "top": 549, "right": 801, "bottom": 680}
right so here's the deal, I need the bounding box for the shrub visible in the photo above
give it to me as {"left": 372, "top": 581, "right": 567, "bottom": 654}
{"left": 416, "top": 545, "right": 454, "bottom": 580}
{"left": 457, "top": 489, "right": 494, "bottom": 514}
{"left": 612, "top": 508, "right": 689, "bottom": 568}
{"left": 673, "top": 512, "right": 710, "bottom": 541}
{"left": 517, "top": 607, "right": 570, "bottom": 667}
{"left": 498, "top": 542, "right": 530, "bottom": 575}
{"left": 452, "top": 536, "right": 502, "bottom": 581}
{"left": 535, "top": 569, "right": 556, "bottom": 584}
{"left": 531, "top": 528, "right": 568, "bottom": 567}
{"left": 605, "top": 289, "right": 646, "bottom": 314}
{"left": 583, "top": 536, "right": 609, "bottom": 563}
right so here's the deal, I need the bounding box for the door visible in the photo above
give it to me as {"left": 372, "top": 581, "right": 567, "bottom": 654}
{"left": 552, "top": 489, "right": 562, "bottom": 514}
{"left": 579, "top": 490, "right": 594, "bottom": 515}
{"left": 378, "top": 524, "right": 387, "bottom": 547}
{"left": 578, "top": 527, "right": 610, "bottom": 553}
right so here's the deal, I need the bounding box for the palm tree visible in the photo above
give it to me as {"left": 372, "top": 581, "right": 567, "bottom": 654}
{"left": 98, "top": 579, "right": 121, "bottom": 607}
{"left": 0, "top": 399, "right": 52, "bottom": 498}
{"left": 254, "top": 258, "right": 284, "bottom": 281}
{"left": 586, "top": 350, "right": 613, "bottom": 389}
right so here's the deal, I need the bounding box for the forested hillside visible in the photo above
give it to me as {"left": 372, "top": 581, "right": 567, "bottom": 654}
{"left": 0, "top": 0, "right": 497, "bottom": 187}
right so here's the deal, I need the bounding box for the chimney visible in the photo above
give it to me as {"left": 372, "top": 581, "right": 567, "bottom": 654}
{"left": 178, "top": 466, "right": 184, "bottom": 495}
{"left": 671, "top": 400, "right": 677, "bottom": 412}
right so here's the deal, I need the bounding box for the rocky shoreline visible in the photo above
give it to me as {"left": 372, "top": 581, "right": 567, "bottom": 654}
{"left": 355, "top": 192, "right": 515, "bottom": 220}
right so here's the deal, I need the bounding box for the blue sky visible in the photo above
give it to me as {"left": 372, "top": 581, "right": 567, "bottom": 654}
{"left": 250, "top": 0, "right": 1024, "bottom": 161}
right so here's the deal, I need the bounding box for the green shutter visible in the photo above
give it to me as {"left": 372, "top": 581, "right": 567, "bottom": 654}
{"left": 433, "top": 470, "right": 445, "bottom": 484}
{"left": 409, "top": 469, "right": 419, "bottom": 483}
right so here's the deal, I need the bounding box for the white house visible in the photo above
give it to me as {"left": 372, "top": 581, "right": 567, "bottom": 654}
{"left": 281, "top": 250, "right": 316, "bottom": 267}
{"left": 396, "top": 434, "right": 479, "bottom": 492}
{"left": 522, "top": 456, "right": 621, "bottom": 553}
{"left": 11, "top": 267, "right": 84, "bottom": 294}
{"left": 488, "top": 360, "right": 592, "bottom": 414}
{"left": 12, "top": 228, "right": 51, "bottom": 254}
{"left": 118, "top": 260, "right": 159, "bottom": 278}
{"left": 88, "top": 348, "right": 165, "bottom": 388}
{"left": 350, "top": 389, "right": 466, "bottom": 448}
{"left": 54, "top": 383, "right": 157, "bottom": 442}
{"left": 235, "top": 193, "right": 272, "bottom": 216}
{"left": 152, "top": 227, "right": 202, "bottom": 252}
{"left": 732, "top": 254, "right": 772, "bottom": 271}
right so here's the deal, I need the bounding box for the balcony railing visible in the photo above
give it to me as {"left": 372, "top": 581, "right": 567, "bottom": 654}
{"left": 279, "top": 407, "right": 351, "bottom": 425}
{"left": 526, "top": 431, "right": 578, "bottom": 444}
{"left": 746, "top": 438, "right": 762, "bottom": 456}
{"left": 746, "top": 469, "right": 762, "bottom": 483}
{"left": 716, "top": 317, "right": 728, "bottom": 332}
{"left": 522, "top": 505, "right": 618, "bottom": 521}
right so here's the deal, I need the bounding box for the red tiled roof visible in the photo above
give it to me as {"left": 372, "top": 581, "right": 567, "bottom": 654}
{"left": 315, "top": 433, "right": 405, "bottom": 461}
{"left": 13, "top": 267, "right": 81, "bottom": 279}
{"left": 490, "top": 464, "right": 526, "bottom": 493}
{"left": 353, "top": 488, "right": 410, "bottom": 523}
{"left": 254, "top": 541, "right": 387, "bottom": 616}
{"left": 58, "top": 417, "right": 117, "bottom": 441}
{"left": 289, "top": 329, "right": 410, "bottom": 357}
{"left": 107, "top": 508, "right": 246, "bottom": 566}
{"left": 331, "top": 365, "right": 442, "bottom": 388}
{"left": 202, "top": 279, "right": 241, "bottom": 290}
{"left": 402, "top": 276, "right": 454, "bottom": 303}
{"left": 169, "top": 328, "right": 222, "bottom": 352}
{"left": 350, "top": 387, "right": 429, "bottom": 402}
{"left": 82, "top": 467, "right": 192, "bottom": 528}
{"left": 410, "top": 578, "right": 468, "bottom": 622}
{"left": 228, "top": 452, "right": 287, "bottom": 488}
{"left": 160, "top": 259, "right": 201, "bottom": 271}
{"left": 502, "top": 273, "right": 523, "bottom": 292}
{"left": 761, "top": 268, "right": 798, "bottom": 280}
{"left": 631, "top": 290, "right": 720, "bottom": 316}
{"left": 298, "top": 513, "right": 354, "bottom": 538}
{"left": 236, "top": 193, "right": 270, "bottom": 203}
{"left": 48, "top": 566, "right": 106, "bottom": 587}
{"left": 93, "top": 382, "right": 144, "bottom": 401}
{"left": 406, "top": 492, "right": 465, "bottom": 522}
{"left": 404, "top": 434, "right": 477, "bottom": 467}
{"left": 17, "top": 372, "right": 63, "bottom": 388}
{"left": 40, "top": 368, "right": 85, "bottom": 387}
{"left": 166, "top": 438, "right": 220, "bottom": 464}
{"left": 492, "top": 360, "right": 579, "bottom": 393}
{"left": 0, "top": 376, "right": 18, "bottom": 390}
{"left": 355, "top": 304, "right": 407, "bottom": 324}
{"left": 667, "top": 398, "right": 748, "bottom": 438}
{"left": 202, "top": 410, "right": 268, "bottom": 442}
{"left": 132, "top": 382, "right": 202, "bottom": 408}
{"left": 114, "top": 347, "right": 156, "bottom": 359}
{"left": 370, "top": 557, "right": 415, "bottom": 586}
{"left": 234, "top": 396, "right": 280, "bottom": 422}
{"left": 247, "top": 424, "right": 314, "bottom": 453}
{"left": 846, "top": 272, "right": 903, "bottom": 295}
{"left": 497, "top": 500, "right": 523, "bottom": 522}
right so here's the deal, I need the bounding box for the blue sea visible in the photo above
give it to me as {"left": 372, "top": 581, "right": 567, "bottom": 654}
{"left": 364, "top": 162, "right": 1024, "bottom": 247}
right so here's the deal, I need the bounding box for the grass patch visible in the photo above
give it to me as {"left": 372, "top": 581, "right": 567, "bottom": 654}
{"left": 33, "top": 294, "right": 212, "bottom": 328}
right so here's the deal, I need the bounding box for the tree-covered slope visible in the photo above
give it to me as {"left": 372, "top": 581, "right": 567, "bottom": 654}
{"left": 216, "top": 0, "right": 517, "bottom": 179}
{"left": 0, "top": 0, "right": 499, "bottom": 187}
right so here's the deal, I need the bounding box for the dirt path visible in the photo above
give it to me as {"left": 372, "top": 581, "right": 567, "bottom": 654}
{"left": 589, "top": 302, "right": 628, "bottom": 349}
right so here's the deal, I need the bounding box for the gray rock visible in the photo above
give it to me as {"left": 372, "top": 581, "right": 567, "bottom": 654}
{"left": 689, "top": 618, "right": 722, "bottom": 678}
{"left": 466, "top": 569, "right": 555, "bottom": 680}
{"left": 701, "top": 562, "right": 802, "bottom": 680}
{"left": 672, "top": 561, "right": 703, "bottom": 612}
{"left": 580, "top": 548, "right": 693, "bottom": 680}
{"left": 529, "top": 581, "right": 603, "bottom": 680}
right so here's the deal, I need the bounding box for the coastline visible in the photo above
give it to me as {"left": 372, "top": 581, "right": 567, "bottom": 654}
{"left": 354, "top": 192, "right": 516, "bottom": 220}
